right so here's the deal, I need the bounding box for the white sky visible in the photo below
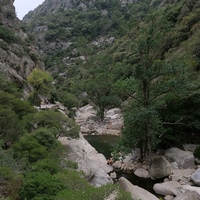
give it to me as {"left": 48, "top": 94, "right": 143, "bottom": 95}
{"left": 14, "top": 0, "right": 45, "bottom": 20}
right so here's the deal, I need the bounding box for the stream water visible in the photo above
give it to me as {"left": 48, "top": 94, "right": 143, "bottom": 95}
{"left": 84, "top": 135, "right": 163, "bottom": 197}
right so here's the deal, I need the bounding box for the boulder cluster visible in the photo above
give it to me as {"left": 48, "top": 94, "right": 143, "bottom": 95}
{"left": 113, "top": 146, "right": 200, "bottom": 200}
{"left": 69, "top": 104, "right": 200, "bottom": 199}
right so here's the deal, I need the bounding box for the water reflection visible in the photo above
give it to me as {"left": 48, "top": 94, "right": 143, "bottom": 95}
{"left": 84, "top": 134, "right": 119, "bottom": 159}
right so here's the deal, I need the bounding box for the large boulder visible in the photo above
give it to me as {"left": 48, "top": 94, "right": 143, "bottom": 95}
{"left": 191, "top": 168, "right": 200, "bottom": 186}
{"left": 149, "top": 156, "right": 172, "bottom": 180}
{"left": 169, "top": 168, "right": 195, "bottom": 185}
{"left": 118, "top": 177, "right": 159, "bottom": 200}
{"left": 174, "top": 190, "right": 200, "bottom": 200}
{"left": 58, "top": 134, "right": 113, "bottom": 186}
{"left": 153, "top": 181, "right": 181, "bottom": 196}
{"left": 180, "top": 185, "right": 200, "bottom": 195}
{"left": 134, "top": 168, "right": 149, "bottom": 178}
{"left": 164, "top": 147, "right": 195, "bottom": 169}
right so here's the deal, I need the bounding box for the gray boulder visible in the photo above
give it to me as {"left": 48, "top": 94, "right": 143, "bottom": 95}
{"left": 134, "top": 168, "right": 149, "bottom": 178}
{"left": 164, "top": 147, "right": 195, "bottom": 169}
{"left": 58, "top": 134, "right": 113, "bottom": 186}
{"left": 169, "top": 168, "right": 194, "bottom": 185}
{"left": 153, "top": 181, "right": 181, "bottom": 196}
{"left": 149, "top": 156, "right": 172, "bottom": 180}
{"left": 118, "top": 177, "right": 159, "bottom": 200}
{"left": 174, "top": 190, "right": 200, "bottom": 200}
{"left": 191, "top": 168, "right": 200, "bottom": 186}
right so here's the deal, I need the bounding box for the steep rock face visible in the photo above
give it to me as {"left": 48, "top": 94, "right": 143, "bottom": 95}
{"left": 24, "top": 0, "right": 86, "bottom": 23}
{"left": 58, "top": 134, "right": 113, "bottom": 187}
{"left": 0, "top": 0, "right": 44, "bottom": 84}
{"left": 22, "top": 0, "right": 136, "bottom": 55}
{"left": 23, "top": 0, "right": 135, "bottom": 23}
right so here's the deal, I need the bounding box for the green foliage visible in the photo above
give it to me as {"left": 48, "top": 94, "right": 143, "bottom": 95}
{"left": 0, "top": 166, "right": 22, "bottom": 200}
{"left": 31, "top": 158, "right": 60, "bottom": 174}
{"left": 0, "top": 26, "right": 17, "bottom": 43}
{"left": 0, "top": 91, "right": 36, "bottom": 119}
{"left": 0, "top": 107, "right": 25, "bottom": 144}
{"left": 121, "top": 106, "right": 163, "bottom": 156}
{"left": 19, "top": 172, "right": 64, "bottom": 200}
{"left": 23, "top": 110, "right": 79, "bottom": 138}
{"left": 32, "top": 128, "right": 57, "bottom": 149}
{"left": 56, "top": 90, "right": 78, "bottom": 108}
{"left": 0, "top": 91, "right": 36, "bottom": 144}
{"left": 13, "top": 134, "right": 47, "bottom": 163}
{"left": 62, "top": 160, "right": 78, "bottom": 169}
{"left": 27, "top": 69, "right": 53, "bottom": 104}
{"left": 113, "top": 77, "right": 135, "bottom": 101}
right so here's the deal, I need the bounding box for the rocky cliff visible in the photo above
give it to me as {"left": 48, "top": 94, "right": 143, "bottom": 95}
{"left": 0, "top": 0, "right": 44, "bottom": 86}
{"left": 23, "top": 0, "right": 134, "bottom": 23}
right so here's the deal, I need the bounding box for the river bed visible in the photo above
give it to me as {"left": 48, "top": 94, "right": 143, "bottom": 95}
{"left": 84, "top": 134, "right": 163, "bottom": 198}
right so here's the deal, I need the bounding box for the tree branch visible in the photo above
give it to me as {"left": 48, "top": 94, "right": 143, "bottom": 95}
{"left": 162, "top": 116, "right": 185, "bottom": 125}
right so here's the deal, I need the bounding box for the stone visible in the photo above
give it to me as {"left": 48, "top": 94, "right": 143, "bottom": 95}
{"left": 75, "top": 104, "right": 123, "bottom": 135}
{"left": 174, "top": 190, "right": 200, "bottom": 200}
{"left": 180, "top": 185, "right": 200, "bottom": 195}
{"left": 191, "top": 168, "right": 200, "bottom": 186}
{"left": 134, "top": 168, "right": 149, "bottom": 178}
{"left": 110, "top": 172, "right": 117, "bottom": 179}
{"left": 118, "top": 177, "right": 159, "bottom": 200}
{"left": 164, "top": 195, "right": 174, "bottom": 200}
{"left": 149, "top": 156, "right": 172, "bottom": 180}
{"left": 171, "top": 162, "right": 179, "bottom": 169}
{"left": 183, "top": 144, "right": 199, "bottom": 152}
{"left": 112, "top": 160, "right": 122, "bottom": 169}
{"left": 153, "top": 181, "right": 181, "bottom": 196}
{"left": 58, "top": 134, "right": 113, "bottom": 186}
{"left": 164, "top": 147, "right": 195, "bottom": 169}
{"left": 169, "top": 168, "right": 194, "bottom": 184}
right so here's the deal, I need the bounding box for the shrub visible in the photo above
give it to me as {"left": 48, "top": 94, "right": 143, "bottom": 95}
{"left": 13, "top": 135, "right": 47, "bottom": 163}
{"left": 0, "top": 26, "right": 17, "bottom": 43}
{"left": 31, "top": 158, "right": 60, "bottom": 174}
{"left": 32, "top": 128, "right": 57, "bottom": 150}
{"left": 19, "top": 172, "right": 64, "bottom": 200}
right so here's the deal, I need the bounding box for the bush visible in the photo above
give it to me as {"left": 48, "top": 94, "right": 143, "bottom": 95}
{"left": 0, "top": 26, "right": 17, "bottom": 43}
{"left": 13, "top": 135, "right": 47, "bottom": 163}
{"left": 31, "top": 158, "right": 60, "bottom": 174}
{"left": 32, "top": 128, "right": 57, "bottom": 150}
{"left": 19, "top": 172, "right": 64, "bottom": 200}
{"left": 0, "top": 166, "right": 22, "bottom": 199}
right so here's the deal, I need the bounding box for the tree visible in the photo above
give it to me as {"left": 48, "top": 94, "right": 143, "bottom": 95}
{"left": 0, "top": 107, "right": 25, "bottom": 145}
{"left": 19, "top": 172, "right": 64, "bottom": 200}
{"left": 13, "top": 134, "right": 47, "bottom": 163}
{"left": 23, "top": 110, "right": 79, "bottom": 138}
{"left": 83, "top": 53, "right": 120, "bottom": 120}
{"left": 27, "top": 69, "right": 53, "bottom": 105}
{"left": 117, "top": 11, "right": 181, "bottom": 160}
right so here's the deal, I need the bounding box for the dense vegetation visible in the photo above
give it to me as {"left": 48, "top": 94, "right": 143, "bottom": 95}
{"left": 2, "top": 0, "right": 200, "bottom": 198}
{"left": 0, "top": 76, "right": 131, "bottom": 199}
{"left": 25, "top": 0, "right": 200, "bottom": 159}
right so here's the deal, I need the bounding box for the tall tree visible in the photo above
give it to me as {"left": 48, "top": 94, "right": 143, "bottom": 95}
{"left": 27, "top": 69, "right": 53, "bottom": 105}
{"left": 118, "top": 11, "right": 181, "bottom": 160}
{"left": 83, "top": 53, "right": 120, "bottom": 120}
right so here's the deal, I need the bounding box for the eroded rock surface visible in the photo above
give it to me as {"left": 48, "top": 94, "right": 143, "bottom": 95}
{"left": 58, "top": 134, "right": 113, "bottom": 186}
{"left": 118, "top": 177, "right": 159, "bottom": 200}
{"left": 149, "top": 156, "right": 172, "bottom": 180}
{"left": 164, "top": 147, "right": 195, "bottom": 169}
{"left": 75, "top": 104, "right": 123, "bottom": 135}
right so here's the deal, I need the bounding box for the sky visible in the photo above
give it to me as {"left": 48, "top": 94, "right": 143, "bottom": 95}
{"left": 14, "top": 0, "right": 45, "bottom": 20}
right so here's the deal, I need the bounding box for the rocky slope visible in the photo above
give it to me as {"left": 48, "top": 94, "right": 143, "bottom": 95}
{"left": 0, "top": 0, "right": 44, "bottom": 86}
{"left": 58, "top": 133, "right": 113, "bottom": 187}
